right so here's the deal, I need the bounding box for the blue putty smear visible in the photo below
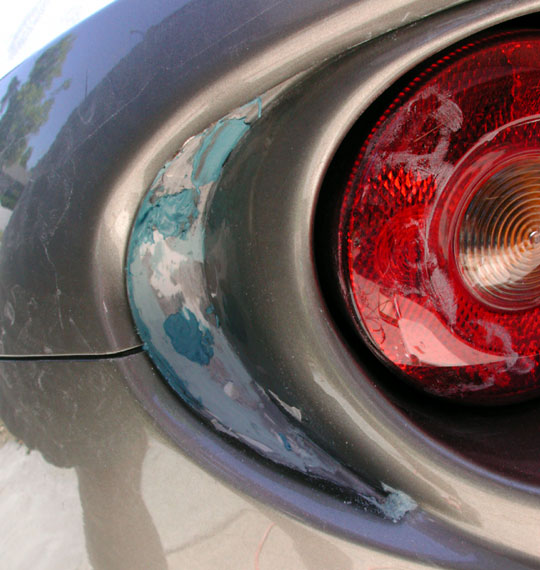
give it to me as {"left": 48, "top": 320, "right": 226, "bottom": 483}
{"left": 126, "top": 98, "right": 416, "bottom": 522}
{"left": 164, "top": 309, "right": 214, "bottom": 365}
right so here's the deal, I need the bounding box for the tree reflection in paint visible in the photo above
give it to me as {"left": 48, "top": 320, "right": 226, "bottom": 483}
{"left": 0, "top": 35, "right": 73, "bottom": 210}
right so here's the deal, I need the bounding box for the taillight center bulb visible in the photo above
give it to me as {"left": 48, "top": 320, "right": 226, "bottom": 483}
{"left": 456, "top": 154, "right": 540, "bottom": 311}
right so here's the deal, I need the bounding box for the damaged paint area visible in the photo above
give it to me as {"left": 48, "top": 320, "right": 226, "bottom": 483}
{"left": 127, "top": 98, "right": 416, "bottom": 522}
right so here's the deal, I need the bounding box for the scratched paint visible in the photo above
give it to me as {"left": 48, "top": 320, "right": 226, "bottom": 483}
{"left": 126, "top": 98, "right": 417, "bottom": 522}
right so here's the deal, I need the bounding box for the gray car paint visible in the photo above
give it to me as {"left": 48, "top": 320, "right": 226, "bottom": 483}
{"left": 2, "top": 0, "right": 540, "bottom": 568}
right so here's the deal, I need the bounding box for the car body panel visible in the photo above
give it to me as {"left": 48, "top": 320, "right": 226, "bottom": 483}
{"left": 2, "top": 0, "right": 540, "bottom": 568}
{"left": 0, "top": 0, "right": 468, "bottom": 357}
{"left": 1, "top": 356, "right": 532, "bottom": 569}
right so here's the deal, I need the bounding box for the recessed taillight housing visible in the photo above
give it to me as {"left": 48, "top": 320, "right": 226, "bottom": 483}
{"left": 338, "top": 30, "right": 540, "bottom": 404}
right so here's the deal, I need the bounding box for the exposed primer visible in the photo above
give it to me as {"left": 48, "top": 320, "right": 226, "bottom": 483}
{"left": 126, "top": 97, "right": 414, "bottom": 522}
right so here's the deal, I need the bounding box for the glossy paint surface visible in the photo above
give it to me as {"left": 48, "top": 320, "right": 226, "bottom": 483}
{"left": 0, "top": 0, "right": 116, "bottom": 78}
{"left": 0, "top": 0, "right": 468, "bottom": 356}
{"left": 2, "top": 355, "right": 533, "bottom": 569}
{"left": 3, "top": 0, "right": 540, "bottom": 569}
{"left": 0, "top": 359, "right": 436, "bottom": 569}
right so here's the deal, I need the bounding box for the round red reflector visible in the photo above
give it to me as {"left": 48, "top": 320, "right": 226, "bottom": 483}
{"left": 339, "top": 31, "right": 540, "bottom": 404}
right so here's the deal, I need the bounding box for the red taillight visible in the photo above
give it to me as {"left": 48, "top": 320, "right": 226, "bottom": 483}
{"left": 339, "top": 31, "right": 540, "bottom": 404}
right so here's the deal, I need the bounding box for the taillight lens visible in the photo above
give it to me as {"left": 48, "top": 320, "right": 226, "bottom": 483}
{"left": 339, "top": 31, "right": 540, "bottom": 404}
